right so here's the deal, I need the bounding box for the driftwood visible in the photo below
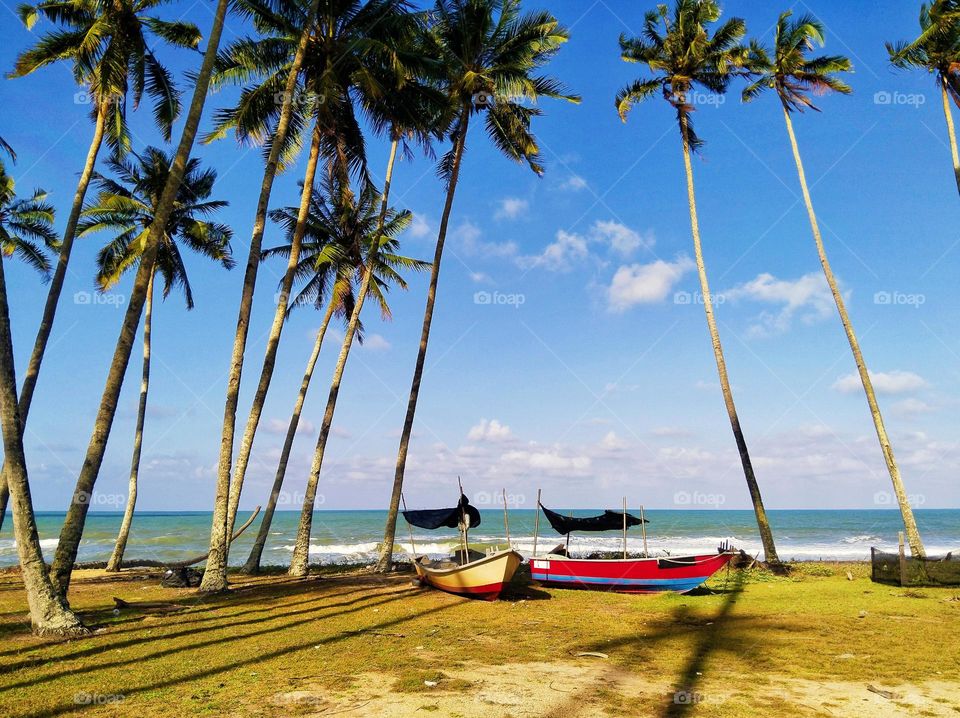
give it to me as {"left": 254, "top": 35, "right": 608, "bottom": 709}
{"left": 166, "top": 506, "right": 261, "bottom": 568}
{"left": 866, "top": 685, "right": 902, "bottom": 700}
{"left": 112, "top": 597, "right": 189, "bottom": 613}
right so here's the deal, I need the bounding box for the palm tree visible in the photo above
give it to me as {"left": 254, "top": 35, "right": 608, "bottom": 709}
{"left": 745, "top": 12, "right": 927, "bottom": 557}
{"left": 0, "top": 138, "right": 14, "bottom": 163}
{"left": 49, "top": 0, "right": 232, "bottom": 598}
{"left": 368, "top": 0, "right": 580, "bottom": 576}
{"left": 243, "top": 175, "right": 426, "bottom": 573}
{"left": 616, "top": 0, "right": 781, "bottom": 564}
{"left": 887, "top": 1, "right": 960, "bottom": 197}
{"left": 199, "top": 0, "right": 416, "bottom": 593}
{"left": 0, "top": 159, "right": 85, "bottom": 634}
{"left": 77, "top": 148, "right": 233, "bottom": 572}
{"left": 0, "top": 0, "right": 202, "bottom": 531}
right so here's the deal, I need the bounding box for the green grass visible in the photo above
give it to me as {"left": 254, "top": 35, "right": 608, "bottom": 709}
{"left": 0, "top": 561, "right": 956, "bottom": 716}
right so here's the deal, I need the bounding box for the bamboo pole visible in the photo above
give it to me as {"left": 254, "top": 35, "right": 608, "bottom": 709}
{"left": 640, "top": 505, "right": 649, "bottom": 558}
{"left": 622, "top": 497, "right": 628, "bottom": 559}
{"left": 502, "top": 488, "right": 511, "bottom": 548}
{"left": 532, "top": 489, "right": 541, "bottom": 557}
{"left": 401, "top": 494, "right": 417, "bottom": 562}
{"left": 457, "top": 477, "right": 468, "bottom": 564}
{"left": 898, "top": 531, "right": 907, "bottom": 586}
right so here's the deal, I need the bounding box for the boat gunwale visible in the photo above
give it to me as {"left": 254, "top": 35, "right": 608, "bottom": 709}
{"left": 414, "top": 548, "right": 523, "bottom": 579}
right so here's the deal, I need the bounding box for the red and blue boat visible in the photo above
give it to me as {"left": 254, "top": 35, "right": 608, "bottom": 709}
{"left": 529, "top": 503, "right": 735, "bottom": 594}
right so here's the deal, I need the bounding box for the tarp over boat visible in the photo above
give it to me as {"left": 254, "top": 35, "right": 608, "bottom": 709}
{"left": 403, "top": 493, "right": 481, "bottom": 530}
{"left": 540, "top": 505, "right": 646, "bottom": 535}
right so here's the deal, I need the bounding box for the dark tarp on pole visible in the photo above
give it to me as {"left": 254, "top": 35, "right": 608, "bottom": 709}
{"left": 540, "top": 505, "right": 646, "bottom": 535}
{"left": 403, "top": 493, "right": 481, "bottom": 531}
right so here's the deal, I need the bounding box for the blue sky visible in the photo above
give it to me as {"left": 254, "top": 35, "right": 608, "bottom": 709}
{"left": 1, "top": 0, "right": 958, "bottom": 513}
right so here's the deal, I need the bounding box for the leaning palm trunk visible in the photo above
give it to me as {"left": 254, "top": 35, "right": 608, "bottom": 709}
{"left": 0, "top": 102, "right": 108, "bottom": 532}
{"left": 50, "top": 0, "right": 231, "bottom": 597}
{"left": 198, "top": 3, "right": 320, "bottom": 592}
{"left": 781, "top": 106, "right": 926, "bottom": 557}
{"left": 288, "top": 137, "right": 405, "bottom": 577}
{"left": 201, "top": 122, "right": 323, "bottom": 592}
{"left": 241, "top": 296, "right": 337, "bottom": 573}
{"left": 0, "top": 258, "right": 86, "bottom": 635}
{"left": 106, "top": 274, "right": 154, "bottom": 571}
{"left": 940, "top": 79, "right": 960, "bottom": 198}
{"left": 679, "top": 113, "right": 779, "bottom": 564}
{"left": 376, "top": 116, "right": 471, "bottom": 573}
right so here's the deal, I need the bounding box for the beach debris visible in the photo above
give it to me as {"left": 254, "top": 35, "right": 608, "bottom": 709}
{"left": 161, "top": 566, "right": 202, "bottom": 588}
{"left": 424, "top": 680, "right": 438, "bottom": 688}
{"left": 866, "top": 685, "right": 902, "bottom": 700}
{"left": 857, "top": 610, "right": 867, "bottom": 618}
{"left": 846, "top": 571, "right": 854, "bottom": 581}
{"left": 112, "top": 597, "right": 189, "bottom": 613}
{"left": 574, "top": 651, "right": 609, "bottom": 659}
{"left": 836, "top": 653, "right": 856, "bottom": 660}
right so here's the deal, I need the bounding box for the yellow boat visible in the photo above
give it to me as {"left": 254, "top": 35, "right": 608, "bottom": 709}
{"left": 413, "top": 549, "right": 523, "bottom": 600}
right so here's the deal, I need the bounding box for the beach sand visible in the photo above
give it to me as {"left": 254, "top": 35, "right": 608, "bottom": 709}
{"left": 1, "top": 562, "right": 957, "bottom": 717}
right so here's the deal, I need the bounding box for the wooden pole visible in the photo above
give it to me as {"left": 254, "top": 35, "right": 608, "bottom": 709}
{"left": 502, "top": 488, "right": 511, "bottom": 548}
{"left": 533, "top": 488, "right": 541, "bottom": 557}
{"left": 622, "top": 497, "right": 628, "bottom": 559}
{"left": 640, "top": 505, "right": 649, "bottom": 558}
{"left": 400, "top": 494, "right": 418, "bottom": 562}
{"left": 898, "top": 531, "right": 907, "bottom": 586}
{"left": 457, "top": 477, "right": 468, "bottom": 564}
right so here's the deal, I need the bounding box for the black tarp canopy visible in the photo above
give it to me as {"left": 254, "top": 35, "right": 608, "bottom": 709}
{"left": 540, "top": 505, "right": 646, "bottom": 535}
{"left": 403, "top": 493, "right": 481, "bottom": 530}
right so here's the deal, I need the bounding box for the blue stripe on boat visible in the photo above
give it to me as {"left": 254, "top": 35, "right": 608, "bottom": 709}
{"left": 530, "top": 573, "right": 707, "bottom": 590}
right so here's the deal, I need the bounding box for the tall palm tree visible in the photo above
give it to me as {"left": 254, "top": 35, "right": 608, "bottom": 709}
{"left": 243, "top": 175, "right": 426, "bottom": 573}
{"left": 745, "top": 12, "right": 927, "bottom": 557}
{"left": 368, "top": 0, "right": 580, "bottom": 576}
{"left": 49, "top": 0, "right": 232, "bottom": 598}
{"left": 199, "top": 0, "right": 415, "bottom": 593}
{"left": 0, "top": 159, "right": 85, "bottom": 634}
{"left": 0, "top": 138, "right": 14, "bottom": 163}
{"left": 887, "top": 1, "right": 960, "bottom": 197}
{"left": 616, "top": 0, "right": 781, "bottom": 564}
{"left": 77, "top": 148, "right": 234, "bottom": 572}
{"left": 0, "top": 0, "right": 202, "bottom": 531}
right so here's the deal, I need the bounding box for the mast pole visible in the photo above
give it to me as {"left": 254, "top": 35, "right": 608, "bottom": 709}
{"left": 457, "top": 476, "right": 468, "bottom": 564}
{"left": 622, "top": 497, "right": 628, "bottom": 559}
{"left": 401, "top": 493, "right": 418, "bottom": 562}
{"left": 640, "top": 504, "right": 649, "bottom": 558}
{"left": 502, "top": 488, "right": 511, "bottom": 549}
{"left": 533, "top": 488, "right": 541, "bottom": 557}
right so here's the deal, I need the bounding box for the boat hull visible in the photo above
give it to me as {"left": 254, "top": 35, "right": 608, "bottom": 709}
{"left": 529, "top": 552, "right": 734, "bottom": 594}
{"left": 414, "top": 549, "right": 523, "bottom": 600}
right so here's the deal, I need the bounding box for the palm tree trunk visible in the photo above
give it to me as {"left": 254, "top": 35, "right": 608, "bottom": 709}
{"left": 197, "top": 3, "right": 320, "bottom": 592}
{"left": 105, "top": 273, "right": 154, "bottom": 572}
{"left": 0, "top": 257, "right": 86, "bottom": 635}
{"left": 200, "top": 121, "right": 323, "bottom": 592}
{"left": 375, "top": 115, "right": 471, "bottom": 573}
{"left": 678, "top": 113, "right": 780, "bottom": 564}
{"left": 940, "top": 79, "right": 960, "bottom": 198}
{"left": 0, "top": 102, "right": 108, "bottom": 532}
{"left": 781, "top": 106, "right": 926, "bottom": 557}
{"left": 240, "top": 295, "right": 338, "bottom": 574}
{"left": 289, "top": 136, "right": 406, "bottom": 578}
{"left": 49, "top": 0, "right": 231, "bottom": 598}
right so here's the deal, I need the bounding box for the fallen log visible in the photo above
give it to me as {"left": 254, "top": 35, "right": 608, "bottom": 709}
{"left": 166, "top": 506, "right": 261, "bottom": 568}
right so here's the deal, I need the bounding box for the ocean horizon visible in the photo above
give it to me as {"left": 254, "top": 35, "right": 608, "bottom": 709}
{"left": 2, "top": 508, "right": 957, "bottom": 567}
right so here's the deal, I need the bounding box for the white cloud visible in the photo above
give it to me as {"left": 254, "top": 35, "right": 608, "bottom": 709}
{"left": 265, "top": 418, "right": 315, "bottom": 435}
{"left": 495, "top": 197, "right": 529, "bottom": 220}
{"left": 500, "top": 448, "right": 591, "bottom": 473}
{"left": 600, "top": 431, "right": 626, "bottom": 450}
{"left": 516, "top": 229, "right": 588, "bottom": 272}
{"left": 591, "top": 220, "right": 651, "bottom": 256}
{"left": 469, "top": 271, "right": 491, "bottom": 284}
{"left": 607, "top": 256, "right": 695, "bottom": 312}
{"left": 361, "top": 333, "right": 391, "bottom": 351}
{"left": 409, "top": 212, "right": 432, "bottom": 238}
{"left": 652, "top": 426, "right": 693, "bottom": 438}
{"left": 456, "top": 221, "right": 517, "bottom": 258}
{"left": 467, "top": 418, "right": 512, "bottom": 442}
{"left": 560, "top": 175, "right": 588, "bottom": 191}
{"left": 892, "top": 398, "right": 936, "bottom": 416}
{"left": 832, "top": 370, "right": 928, "bottom": 395}
{"left": 723, "top": 271, "right": 835, "bottom": 336}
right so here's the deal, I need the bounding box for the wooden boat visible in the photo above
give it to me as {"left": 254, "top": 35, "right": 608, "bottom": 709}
{"left": 402, "top": 489, "right": 522, "bottom": 600}
{"left": 530, "top": 501, "right": 734, "bottom": 594}
{"left": 414, "top": 549, "right": 523, "bottom": 600}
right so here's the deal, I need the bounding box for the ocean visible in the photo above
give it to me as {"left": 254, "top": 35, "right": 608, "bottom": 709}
{"left": 1, "top": 509, "right": 957, "bottom": 567}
